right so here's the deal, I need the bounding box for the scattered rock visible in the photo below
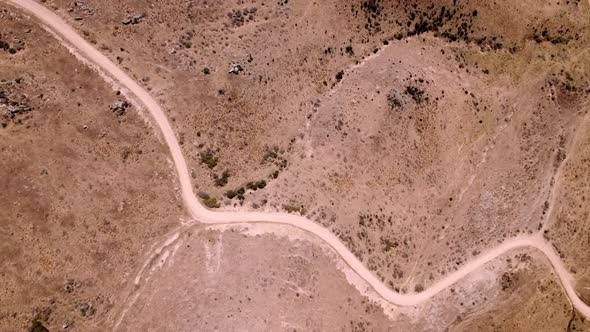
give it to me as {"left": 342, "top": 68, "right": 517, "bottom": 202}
{"left": 67, "top": 0, "right": 94, "bottom": 19}
{"left": 110, "top": 100, "right": 129, "bottom": 116}
{"left": 5, "top": 103, "right": 32, "bottom": 118}
{"left": 1, "top": 89, "right": 32, "bottom": 124}
{"left": 122, "top": 13, "right": 145, "bottom": 25}
{"left": 228, "top": 63, "right": 243, "bottom": 75}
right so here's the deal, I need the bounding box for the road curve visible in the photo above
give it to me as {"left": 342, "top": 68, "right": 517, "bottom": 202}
{"left": 7, "top": 0, "right": 590, "bottom": 318}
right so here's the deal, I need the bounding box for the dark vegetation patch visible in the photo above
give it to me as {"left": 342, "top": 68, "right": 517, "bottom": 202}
{"left": 350, "top": 1, "right": 518, "bottom": 51}
{"left": 345, "top": 45, "right": 354, "bottom": 55}
{"left": 360, "top": 0, "right": 383, "bottom": 34}
{"left": 198, "top": 192, "right": 221, "bottom": 208}
{"left": 543, "top": 69, "right": 590, "bottom": 107}
{"left": 213, "top": 169, "right": 231, "bottom": 187}
{"left": 386, "top": 77, "right": 432, "bottom": 111}
{"left": 29, "top": 307, "right": 51, "bottom": 332}
{"left": 282, "top": 203, "right": 306, "bottom": 215}
{"left": 530, "top": 18, "right": 583, "bottom": 45}
{"left": 203, "top": 196, "right": 220, "bottom": 208}
{"left": 262, "top": 145, "right": 288, "bottom": 176}
{"left": 246, "top": 179, "right": 267, "bottom": 190}
{"left": 499, "top": 271, "right": 519, "bottom": 291}
{"left": 224, "top": 179, "right": 266, "bottom": 201}
{"left": 178, "top": 29, "right": 195, "bottom": 49}
{"left": 404, "top": 84, "right": 427, "bottom": 104}
{"left": 227, "top": 6, "right": 257, "bottom": 27}
{"left": 386, "top": 91, "right": 403, "bottom": 110}
{"left": 200, "top": 148, "right": 219, "bottom": 169}
{"left": 29, "top": 320, "right": 48, "bottom": 332}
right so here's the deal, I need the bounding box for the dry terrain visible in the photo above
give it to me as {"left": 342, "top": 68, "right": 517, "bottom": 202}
{"left": 116, "top": 224, "right": 581, "bottom": 332}
{"left": 43, "top": 0, "right": 590, "bottom": 296}
{"left": 546, "top": 116, "right": 590, "bottom": 308}
{"left": 0, "top": 4, "right": 184, "bottom": 330}
{"left": 2, "top": 0, "right": 590, "bottom": 331}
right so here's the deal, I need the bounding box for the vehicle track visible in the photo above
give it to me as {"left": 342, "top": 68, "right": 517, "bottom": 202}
{"left": 6, "top": 0, "right": 590, "bottom": 320}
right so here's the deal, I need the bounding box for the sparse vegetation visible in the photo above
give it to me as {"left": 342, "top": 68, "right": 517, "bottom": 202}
{"left": 29, "top": 320, "right": 48, "bottom": 332}
{"left": 386, "top": 91, "right": 402, "bottom": 110}
{"left": 345, "top": 45, "right": 354, "bottom": 55}
{"left": 214, "top": 169, "right": 231, "bottom": 187}
{"left": 203, "top": 196, "right": 220, "bottom": 208}
{"left": 200, "top": 149, "right": 219, "bottom": 169}
{"left": 404, "top": 84, "right": 426, "bottom": 104}
{"left": 283, "top": 203, "right": 306, "bottom": 215}
{"left": 226, "top": 189, "right": 237, "bottom": 199}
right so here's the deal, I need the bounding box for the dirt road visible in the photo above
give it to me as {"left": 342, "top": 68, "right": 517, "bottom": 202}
{"left": 6, "top": 0, "right": 590, "bottom": 319}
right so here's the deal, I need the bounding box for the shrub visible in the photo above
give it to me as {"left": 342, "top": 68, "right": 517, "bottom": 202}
{"left": 30, "top": 320, "right": 48, "bottom": 332}
{"left": 387, "top": 92, "right": 403, "bottom": 110}
{"left": 405, "top": 85, "right": 426, "bottom": 104}
{"left": 200, "top": 149, "right": 218, "bottom": 169}
{"left": 214, "top": 170, "right": 230, "bottom": 187}
{"left": 203, "top": 196, "right": 220, "bottom": 208}
{"left": 283, "top": 204, "right": 306, "bottom": 215}
{"left": 226, "top": 190, "right": 237, "bottom": 199}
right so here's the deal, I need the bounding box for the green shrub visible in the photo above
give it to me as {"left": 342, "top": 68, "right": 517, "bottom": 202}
{"left": 203, "top": 196, "right": 220, "bottom": 208}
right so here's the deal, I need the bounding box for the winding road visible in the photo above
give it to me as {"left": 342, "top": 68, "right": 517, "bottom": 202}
{"left": 6, "top": 0, "right": 590, "bottom": 319}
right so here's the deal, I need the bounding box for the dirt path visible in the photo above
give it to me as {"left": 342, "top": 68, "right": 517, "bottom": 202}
{"left": 6, "top": 0, "right": 590, "bottom": 319}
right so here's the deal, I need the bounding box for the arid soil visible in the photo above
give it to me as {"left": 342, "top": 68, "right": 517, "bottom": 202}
{"left": 545, "top": 114, "right": 590, "bottom": 307}
{"left": 0, "top": 5, "right": 184, "bottom": 330}
{"left": 42, "top": 0, "right": 590, "bottom": 295}
{"left": 2, "top": 0, "right": 590, "bottom": 330}
{"left": 116, "top": 226, "right": 404, "bottom": 331}
{"left": 449, "top": 249, "right": 574, "bottom": 331}
{"left": 116, "top": 225, "right": 579, "bottom": 332}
